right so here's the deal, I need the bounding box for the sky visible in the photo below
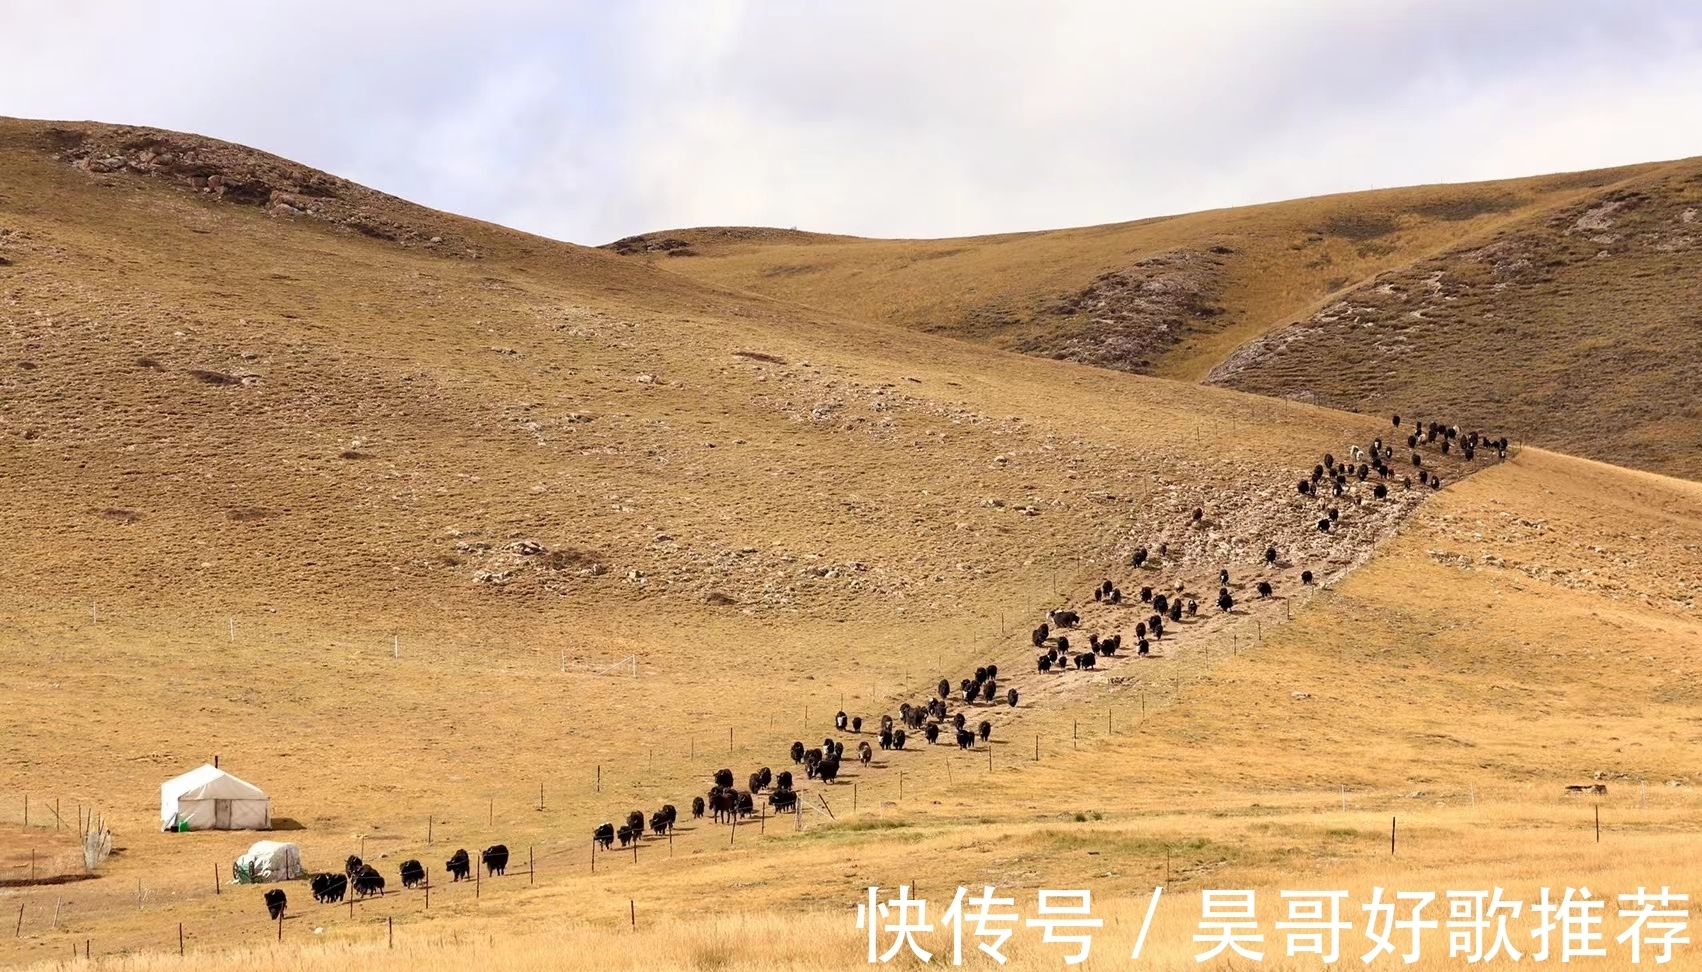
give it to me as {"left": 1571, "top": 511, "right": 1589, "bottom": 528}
{"left": 4, "top": 0, "right": 1701, "bottom": 244}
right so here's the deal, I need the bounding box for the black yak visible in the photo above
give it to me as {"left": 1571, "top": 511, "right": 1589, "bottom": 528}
{"left": 400, "top": 859, "right": 426, "bottom": 889}
{"left": 311, "top": 872, "right": 347, "bottom": 904}
{"left": 352, "top": 865, "right": 385, "bottom": 898}
{"left": 264, "top": 888, "right": 287, "bottom": 920}
{"left": 482, "top": 845, "right": 509, "bottom": 877}
{"left": 594, "top": 823, "right": 616, "bottom": 848}
{"left": 446, "top": 849, "right": 471, "bottom": 882}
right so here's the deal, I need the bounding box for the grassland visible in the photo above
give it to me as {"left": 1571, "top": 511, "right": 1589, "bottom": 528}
{"left": 1, "top": 119, "right": 1699, "bottom": 970}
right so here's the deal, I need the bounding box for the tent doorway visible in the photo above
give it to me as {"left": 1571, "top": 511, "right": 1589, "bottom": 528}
{"left": 215, "top": 799, "right": 233, "bottom": 828}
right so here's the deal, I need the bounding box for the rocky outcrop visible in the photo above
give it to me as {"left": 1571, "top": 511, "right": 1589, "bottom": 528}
{"left": 1011, "top": 249, "right": 1229, "bottom": 373}
{"left": 47, "top": 123, "right": 477, "bottom": 256}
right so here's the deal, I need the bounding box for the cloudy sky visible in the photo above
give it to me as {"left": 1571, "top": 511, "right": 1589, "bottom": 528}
{"left": 5, "top": 1, "right": 1701, "bottom": 243}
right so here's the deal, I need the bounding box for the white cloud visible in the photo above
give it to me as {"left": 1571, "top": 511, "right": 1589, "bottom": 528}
{"left": 3, "top": 0, "right": 1699, "bottom": 243}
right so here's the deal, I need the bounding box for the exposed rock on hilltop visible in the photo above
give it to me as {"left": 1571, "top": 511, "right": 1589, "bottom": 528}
{"left": 41, "top": 122, "right": 479, "bottom": 255}
{"left": 607, "top": 235, "right": 698, "bottom": 256}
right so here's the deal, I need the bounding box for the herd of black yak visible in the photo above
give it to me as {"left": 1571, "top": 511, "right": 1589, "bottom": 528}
{"left": 260, "top": 846, "right": 510, "bottom": 918}
{"left": 262, "top": 414, "right": 1501, "bottom": 919}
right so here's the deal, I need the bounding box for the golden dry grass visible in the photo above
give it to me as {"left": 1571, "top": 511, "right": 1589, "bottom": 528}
{"left": 2, "top": 119, "right": 1699, "bottom": 970}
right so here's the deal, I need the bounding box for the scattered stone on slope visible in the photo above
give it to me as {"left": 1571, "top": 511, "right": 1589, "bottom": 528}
{"left": 1012, "top": 249, "right": 1229, "bottom": 374}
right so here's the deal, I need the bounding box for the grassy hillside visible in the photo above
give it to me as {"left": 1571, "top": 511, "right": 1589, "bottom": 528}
{"left": 2, "top": 119, "right": 1698, "bottom": 971}
{"left": 1208, "top": 160, "right": 1702, "bottom": 482}
{"left": 610, "top": 163, "right": 1702, "bottom": 481}
{"left": 604, "top": 168, "right": 1654, "bottom": 385}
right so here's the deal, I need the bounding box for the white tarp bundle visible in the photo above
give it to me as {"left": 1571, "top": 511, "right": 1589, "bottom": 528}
{"left": 160, "top": 764, "right": 271, "bottom": 832}
{"left": 234, "top": 840, "right": 303, "bottom": 883}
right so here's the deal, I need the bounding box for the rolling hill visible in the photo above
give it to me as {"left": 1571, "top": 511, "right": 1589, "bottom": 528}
{"left": 611, "top": 161, "right": 1702, "bottom": 481}
{"left": 1, "top": 117, "right": 1700, "bottom": 972}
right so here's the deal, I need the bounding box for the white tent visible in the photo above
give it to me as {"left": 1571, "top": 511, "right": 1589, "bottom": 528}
{"left": 160, "top": 764, "right": 271, "bottom": 832}
{"left": 234, "top": 841, "right": 303, "bottom": 883}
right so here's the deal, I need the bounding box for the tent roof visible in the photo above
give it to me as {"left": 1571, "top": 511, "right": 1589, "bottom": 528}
{"left": 161, "top": 764, "right": 268, "bottom": 802}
